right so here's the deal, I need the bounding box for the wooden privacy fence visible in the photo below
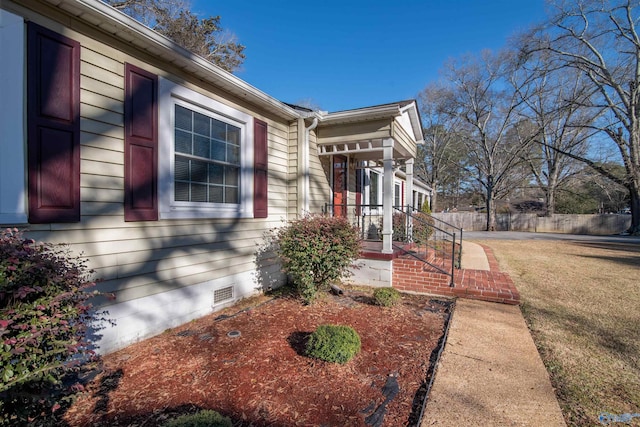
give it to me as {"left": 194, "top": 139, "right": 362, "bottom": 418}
{"left": 432, "top": 213, "right": 631, "bottom": 235}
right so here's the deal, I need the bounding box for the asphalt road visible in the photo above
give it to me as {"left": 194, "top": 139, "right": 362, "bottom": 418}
{"left": 462, "top": 230, "right": 640, "bottom": 244}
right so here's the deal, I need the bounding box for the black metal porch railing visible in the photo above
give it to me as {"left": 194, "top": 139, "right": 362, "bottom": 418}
{"left": 405, "top": 205, "right": 464, "bottom": 269}
{"left": 391, "top": 206, "right": 459, "bottom": 286}
{"left": 323, "top": 203, "right": 464, "bottom": 286}
{"left": 323, "top": 203, "right": 384, "bottom": 241}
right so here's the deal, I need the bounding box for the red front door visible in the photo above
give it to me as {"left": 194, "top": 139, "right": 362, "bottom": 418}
{"left": 333, "top": 155, "right": 347, "bottom": 217}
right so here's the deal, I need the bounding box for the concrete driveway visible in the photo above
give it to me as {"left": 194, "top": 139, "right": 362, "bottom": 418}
{"left": 462, "top": 231, "right": 640, "bottom": 244}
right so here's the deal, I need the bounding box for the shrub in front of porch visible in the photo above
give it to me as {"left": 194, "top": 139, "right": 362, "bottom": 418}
{"left": 275, "top": 215, "right": 360, "bottom": 304}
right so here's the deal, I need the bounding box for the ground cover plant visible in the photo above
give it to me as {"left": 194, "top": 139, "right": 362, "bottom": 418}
{"left": 478, "top": 239, "right": 640, "bottom": 426}
{"left": 372, "top": 287, "right": 401, "bottom": 307}
{"left": 62, "top": 289, "right": 452, "bottom": 426}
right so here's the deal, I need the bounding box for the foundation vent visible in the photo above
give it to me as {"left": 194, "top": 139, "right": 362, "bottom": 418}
{"left": 213, "top": 285, "right": 234, "bottom": 305}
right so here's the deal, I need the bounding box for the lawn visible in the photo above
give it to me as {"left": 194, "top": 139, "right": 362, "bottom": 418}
{"left": 476, "top": 239, "right": 640, "bottom": 426}
{"left": 62, "top": 289, "right": 451, "bottom": 426}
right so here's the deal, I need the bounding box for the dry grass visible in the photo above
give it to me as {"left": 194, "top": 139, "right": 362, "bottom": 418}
{"left": 476, "top": 239, "right": 640, "bottom": 427}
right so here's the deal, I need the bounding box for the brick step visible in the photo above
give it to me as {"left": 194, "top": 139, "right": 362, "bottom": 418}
{"left": 392, "top": 245, "right": 520, "bottom": 305}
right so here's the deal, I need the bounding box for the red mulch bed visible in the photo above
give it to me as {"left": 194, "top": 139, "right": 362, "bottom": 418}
{"left": 63, "top": 289, "right": 452, "bottom": 426}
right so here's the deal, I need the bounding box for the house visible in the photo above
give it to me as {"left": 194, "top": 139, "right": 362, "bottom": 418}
{"left": 0, "top": 0, "right": 427, "bottom": 353}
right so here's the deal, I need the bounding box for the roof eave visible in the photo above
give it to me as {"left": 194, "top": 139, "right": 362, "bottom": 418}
{"left": 319, "top": 104, "right": 401, "bottom": 125}
{"left": 43, "top": 0, "right": 301, "bottom": 121}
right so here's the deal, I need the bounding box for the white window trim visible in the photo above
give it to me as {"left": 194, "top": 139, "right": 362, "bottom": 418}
{"left": 158, "top": 77, "right": 254, "bottom": 219}
{"left": 0, "top": 10, "right": 27, "bottom": 224}
{"left": 394, "top": 180, "right": 402, "bottom": 208}
{"left": 365, "top": 169, "right": 381, "bottom": 215}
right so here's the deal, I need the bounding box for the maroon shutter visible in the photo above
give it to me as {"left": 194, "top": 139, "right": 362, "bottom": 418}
{"left": 253, "top": 119, "right": 268, "bottom": 218}
{"left": 124, "top": 63, "right": 158, "bottom": 221}
{"left": 27, "top": 23, "right": 80, "bottom": 223}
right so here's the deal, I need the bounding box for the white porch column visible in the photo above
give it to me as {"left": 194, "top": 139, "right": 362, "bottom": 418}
{"left": 405, "top": 158, "right": 414, "bottom": 210}
{"left": 382, "top": 138, "right": 394, "bottom": 254}
{"left": 405, "top": 158, "right": 414, "bottom": 240}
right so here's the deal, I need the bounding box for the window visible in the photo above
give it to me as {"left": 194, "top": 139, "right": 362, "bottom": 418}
{"left": 158, "top": 78, "right": 254, "bottom": 219}
{"left": 394, "top": 183, "right": 401, "bottom": 208}
{"left": 174, "top": 105, "right": 240, "bottom": 204}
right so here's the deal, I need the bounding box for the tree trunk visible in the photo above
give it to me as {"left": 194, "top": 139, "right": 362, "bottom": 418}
{"left": 485, "top": 193, "right": 496, "bottom": 231}
{"left": 430, "top": 188, "right": 438, "bottom": 212}
{"left": 486, "top": 201, "right": 497, "bottom": 231}
{"left": 485, "top": 176, "right": 496, "bottom": 231}
{"left": 546, "top": 189, "right": 555, "bottom": 217}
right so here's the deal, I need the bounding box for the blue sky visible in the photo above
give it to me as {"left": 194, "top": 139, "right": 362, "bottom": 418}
{"left": 191, "top": 0, "right": 549, "bottom": 112}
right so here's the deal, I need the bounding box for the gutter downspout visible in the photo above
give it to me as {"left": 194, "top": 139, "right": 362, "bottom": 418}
{"left": 303, "top": 117, "right": 318, "bottom": 214}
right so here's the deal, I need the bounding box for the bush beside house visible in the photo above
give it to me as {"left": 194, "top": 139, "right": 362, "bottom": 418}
{"left": 274, "top": 215, "right": 360, "bottom": 304}
{"left": 0, "top": 229, "right": 110, "bottom": 425}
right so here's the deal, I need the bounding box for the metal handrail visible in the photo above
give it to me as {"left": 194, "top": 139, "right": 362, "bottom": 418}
{"left": 393, "top": 206, "right": 457, "bottom": 286}
{"left": 406, "top": 205, "right": 463, "bottom": 268}
{"left": 324, "top": 202, "right": 460, "bottom": 286}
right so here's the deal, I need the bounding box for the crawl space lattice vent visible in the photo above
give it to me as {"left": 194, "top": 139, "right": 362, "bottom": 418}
{"left": 213, "top": 285, "right": 234, "bottom": 305}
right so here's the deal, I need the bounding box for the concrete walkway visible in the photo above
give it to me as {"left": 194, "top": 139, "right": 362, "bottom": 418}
{"left": 420, "top": 242, "right": 566, "bottom": 426}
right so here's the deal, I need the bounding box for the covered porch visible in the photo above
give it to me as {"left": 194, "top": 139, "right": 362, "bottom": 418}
{"left": 315, "top": 100, "right": 424, "bottom": 254}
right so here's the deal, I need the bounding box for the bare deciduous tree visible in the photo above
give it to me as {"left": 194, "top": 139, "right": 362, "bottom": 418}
{"left": 416, "top": 84, "right": 469, "bottom": 212}
{"left": 513, "top": 53, "right": 600, "bottom": 215}
{"left": 523, "top": 0, "right": 640, "bottom": 233}
{"left": 105, "top": 0, "right": 245, "bottom": 72}
{"left": 441, "top": 50, "right": 535, "bottom": 230}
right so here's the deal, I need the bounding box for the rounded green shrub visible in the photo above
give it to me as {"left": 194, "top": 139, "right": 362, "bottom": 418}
{"left": 275, "top": 215, "right": 360, "bottom": 304}
{"left": 306, "top": 324, "right": 361, "bottom": 364}
{"left": 373, "top": 287, "right": 401, "bottom": 307}
{"left": 164, "top": 409, "right": 232, "bottom": 427}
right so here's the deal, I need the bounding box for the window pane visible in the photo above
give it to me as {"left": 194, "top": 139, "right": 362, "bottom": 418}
{"left": 193, "top": 135, "right": 210, "bottom": 159}
{"left": 209, "top": 163, "right": 223, "bottom": 184}
{"left": 191, "top": 183, "right": 207, "bottom": 202}
{"left": 191, "top": 160, "right": 208, "bottom": 183}
{"left": 227, "top": 144, "right": 239, "bottom": 164}
{"left": 227, "top": 125, "right": 240, "bottom": 145}
{"left": 209, "top": 185, "right": 223, "bottom": 203}
{"left": 175, "top": 130, "right": 192, "bottom": 155}
{"left": 211, "top": 140, "right": 225, "bottom": 162}
{"left": 193, "top": 111, "right": 210, "bottom": 136}
{"left": 175, "top": 156, "right": 190, "bottom": 181}
{"left": 225, "top": 187, "right": 238, "bottom": 204}
{"left": 175, "top": 105, "right": 192, "bottom": 131}
{"left": 211, "top": 119, "right": 226, "bottom": 141}
{"left": 175, "top": 182, "right": 189, "bottom": 201}
{"left": 370, "top": 173, "right": 379, "bottom": 205}
{"left": 225, "top": 166, "right": 239, "bottom": 186}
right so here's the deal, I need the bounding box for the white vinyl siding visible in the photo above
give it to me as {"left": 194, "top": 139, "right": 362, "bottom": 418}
{"left": 4, "top": 8, "right": 289, "bottom": 353}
